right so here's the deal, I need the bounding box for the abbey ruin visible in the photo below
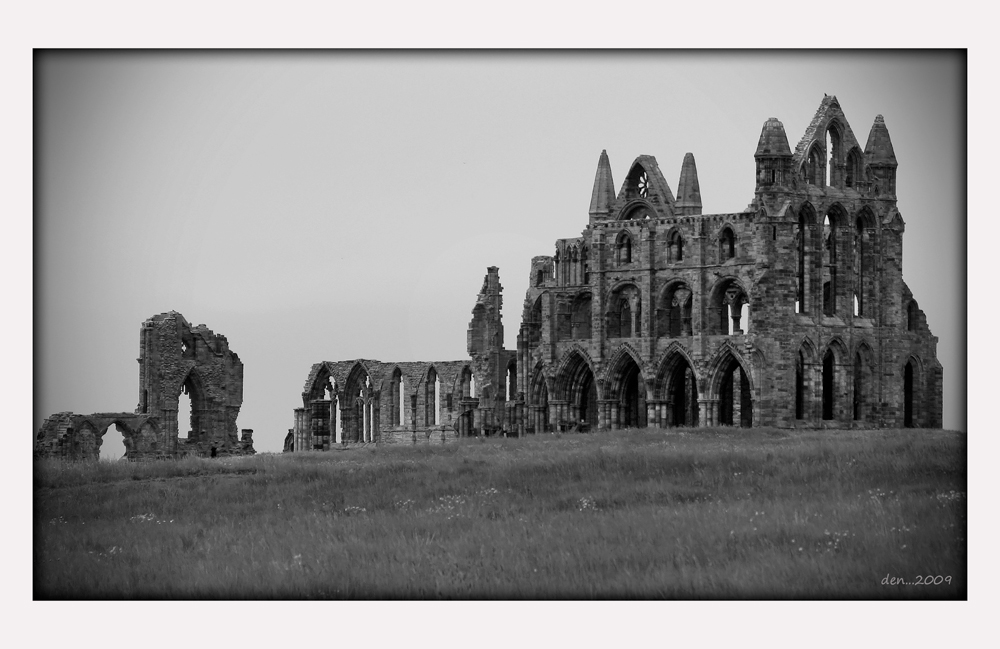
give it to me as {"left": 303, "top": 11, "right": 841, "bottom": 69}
{"left": 35, "top": 312, "right": 256, "bottom": 460}
{"left": 288, "top": 96, "right": 942, "bottom": 450}
{"left": 35, "top": 96, "right": 944, "bottom": 458}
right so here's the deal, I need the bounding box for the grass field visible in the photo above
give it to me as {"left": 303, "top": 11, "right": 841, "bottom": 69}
{"left": 33, "top": 427, "right": 966, "bottom": 599}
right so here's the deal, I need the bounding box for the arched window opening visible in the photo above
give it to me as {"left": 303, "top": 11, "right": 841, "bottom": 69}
{"left": 425, "top": 368, "right": 440, "bottom": 427}
{"left": 822, "top": 349, "right": 835, "bottom": 420}
{"left": 99, "top": 424, "right": 126, "bottom": 461}
{"left": 846, "top": 149, "right": 862, "bottom": 188}
{"left": 904, "top": 360, "right": 914, "bottom": 427}
{"left": 507, "top": 361, "right": 517, "bottom": 400}
{"left": 658, "top": 284, "right": 692, "bottom": 338}
{"left": 796, "top": 209, "right": 813, "bottom": 313}
{"left": 460, "top": 367, "right": 474, "bottom": 399}
{"left": 616, "top": 232, "right": 633, "bottom": 265}
{"left": 854, "top": 217, "right": 866, "bottom": 317}
{"left": 607, "top": 285, "right": 640, "bottom": 338}
{"left": 178, "top": 387, "right": 193, "bottom": 440}
{"left": 822, "top": 215, "right": 837, "bottom": 316}
{"left": 719, "top": 227, "right": 736, "bottom": 261}
{"left": 825, "top": 130, "right": 833, "bottom": 187}
{"left": 712, "top": 281, "right": 747, "bottom": 336}
{"left": 807, "top": 144, "right": 823, "bottom": 186}
{"left": 536, "top": 269, "right": 544, "bottom": 287}
{"left": 470, "top": 374, "right": 476, "bottom": 399}
{"left": 669, "top": 231, "right": 684, "bottom": 262}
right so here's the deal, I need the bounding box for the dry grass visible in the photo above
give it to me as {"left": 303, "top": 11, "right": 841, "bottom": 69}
{"left": 34, "top": 427, "right": 966, "bottom": 599}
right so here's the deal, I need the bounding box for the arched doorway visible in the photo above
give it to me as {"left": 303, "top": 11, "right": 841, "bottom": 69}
{"left": 607, "top": 351, "right": 645, "bottom": 429}
{"left": 557, "top": 352, "right": 598, "bottom": 429}
{"left": 716, "top": 354, "right": 752, "bottom": 428}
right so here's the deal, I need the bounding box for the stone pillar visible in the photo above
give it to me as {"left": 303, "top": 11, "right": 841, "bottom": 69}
{"left": 699, "top": 399, "right": 714, "bottom": 427}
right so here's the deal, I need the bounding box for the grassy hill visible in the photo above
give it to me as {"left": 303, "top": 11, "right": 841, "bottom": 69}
{"left": 34, "top": 427, "right": 966, "bottom": 599}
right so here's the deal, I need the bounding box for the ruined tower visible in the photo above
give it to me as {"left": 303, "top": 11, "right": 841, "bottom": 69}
{"left": 35, "top": 312, "right": 254, "bottom": 460}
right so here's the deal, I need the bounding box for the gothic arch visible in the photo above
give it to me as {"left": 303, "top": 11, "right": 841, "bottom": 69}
{"left": 553, "top": 349, "right": 599, "bottom": 427}
{"left": 606, "top": 282, "right": 641, "bottom": 338}
{"left": 620, "top": 199, "right": 655, "bottom": 221}
{"left": 665, "top": 227, "right": 685, "bottom": 263}
{"left": 902, "top": 355, "right": 923, "bottom": 427}
{"left": 614, "top": 230, "right": 635, "bottom": 265}
{"left": 708, "top": 277, "right": 749, "bottom": 335}
{"left": 852, "top": 341, "right": 876, "bottom": 424}
{"left": 654, "top": 345, "right": 699, "bottom": 427}
{"left": 707, "top": 345, "right": 754, "bottom": 428}
{"left": 717, "top": 223, "right": 737, "bottom": 261}
{"left": 604, "top": 345, "right": 646, "bottom": 428}
{"left": 656, "top": 279, "right": 694, "bottom": 338}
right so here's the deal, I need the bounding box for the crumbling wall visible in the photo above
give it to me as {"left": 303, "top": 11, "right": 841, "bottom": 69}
{"left": 35, "top": 312, "right": 255, "bottom": 460}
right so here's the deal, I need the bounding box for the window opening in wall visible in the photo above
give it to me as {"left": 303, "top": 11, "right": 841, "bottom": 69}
{"left": 795, "top": 300, "right": 800, "bottom": 314}
{"left": 854, "top": 294, "right": 860, "bottom": 317}
{"left": 435, "top": 375, "right": 441, "bottom": 425}
{"left": 178, "top": 386, "right": 193, "bottom": 441}
{"left": 822, "top": 349, "right": 835, "bottom": 420}
{"left": 823, "top": 215, "right": 836, "bottom": 316}
{"left": 907, "top": 301, "right": 918, "bottom": 331}
{"left": 100, "top": 424, "right": 127, "bottom": 461}
{"left": 332, "top": 390, "right": 341, "bottom": 442}
{"left": 470, "top": 374, "right": 476, "bottom": 399}
{"left": 720, "top": 227, "right": 735, "bottom": 260}
{"left": 398, "top": 379, "right": 405, "bottom": 426}
{"left": 772, "top": 226, "right": 777, "bottom": 241}
{"left": 669, "top": 231, "right": 684, "bottom": 262}
{"left": 826, "top": 130, "right": 833, "bottom": 187}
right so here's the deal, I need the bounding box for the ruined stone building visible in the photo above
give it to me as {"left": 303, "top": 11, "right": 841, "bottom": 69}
{"left": 290, "top": 96, "right": 941, "bottom": 448}
{"left": 36, "top": 312, "right": 255, "bottom": 460}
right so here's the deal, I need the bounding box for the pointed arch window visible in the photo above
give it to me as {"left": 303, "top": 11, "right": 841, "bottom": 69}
{"left": 719, "top": 227, "right": 736, "bottom": 261}
{"left": 668, "top": 230, "right": 684, "bottom": 263}
{"left": 616, "top": 232, "right": 633, "bottom": 265}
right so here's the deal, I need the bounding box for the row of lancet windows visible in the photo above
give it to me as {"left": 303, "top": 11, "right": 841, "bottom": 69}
{"left": 795, "top": 209, "right": 874, "bottom": 318}
{"left": 795, "top": 347, "right": 921, "bottom": 426}
{"left": 804, "top": 123, "right": 865, "bottom": 190}
{"left": 614, "top": 228, "right": 734, "bottom": 267}
{"left": 534, "top": 280, "right": 750, "bottom": 342}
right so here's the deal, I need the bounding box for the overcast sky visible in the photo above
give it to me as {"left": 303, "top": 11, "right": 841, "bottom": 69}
{"left": 35, "top": 51, "right": 965, "bottom": 453}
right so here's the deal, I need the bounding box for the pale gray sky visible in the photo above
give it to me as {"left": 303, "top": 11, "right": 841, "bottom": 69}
{"left": 35, "top": 51, "right": 965, "bottom": 453}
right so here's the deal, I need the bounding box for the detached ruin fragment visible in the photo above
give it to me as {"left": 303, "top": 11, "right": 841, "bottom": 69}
{"left": 289, "top": 96, "right": 942, "bottom": 449}
{"left": 35, "top": 312, "right": 255, "bottom": 460}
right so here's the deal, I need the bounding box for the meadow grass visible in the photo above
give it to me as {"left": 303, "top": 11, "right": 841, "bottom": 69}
{"left": 34, "top": 427, "right": 966, "bottom": 599}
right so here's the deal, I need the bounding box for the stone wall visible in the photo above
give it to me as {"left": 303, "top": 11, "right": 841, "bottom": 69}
{"left": 35, "top": 312, "right": 255, "bottom": 460}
